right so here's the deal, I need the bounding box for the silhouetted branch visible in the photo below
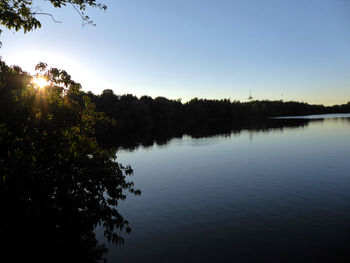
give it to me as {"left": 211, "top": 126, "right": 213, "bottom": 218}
{"left": 70, "top": 3, "right": 96, "bottom": 26}
{"left": 32, "top": 12, "right": 62, "bottom": 24}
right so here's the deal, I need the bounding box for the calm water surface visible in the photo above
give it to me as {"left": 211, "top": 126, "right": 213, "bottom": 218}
{"left": 103, "top": 114, "right": 350, "bottom": 262}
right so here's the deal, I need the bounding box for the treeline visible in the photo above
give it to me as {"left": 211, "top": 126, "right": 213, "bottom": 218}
{"left": 83, "top": 89, "right": 350, "bottom": 145}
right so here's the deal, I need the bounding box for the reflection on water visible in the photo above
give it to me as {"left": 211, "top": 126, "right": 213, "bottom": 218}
{"left": 105, "top": 114, "right": 350, "bottom": 262}
{"left": 273, "top": 113, "right": 350, "bottom": 119}
{"left": 1, "top": 114, "right": 349, "bottom": 262}
{"left": 116, "top": 118, "right": 314, "bottom": 151}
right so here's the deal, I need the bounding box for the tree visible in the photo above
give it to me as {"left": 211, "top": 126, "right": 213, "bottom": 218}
{"left": 0, "top": 59, "right": 140, "bottom": 262}
{"left": 0, "top": 0, "right": 106, "bottom": 34}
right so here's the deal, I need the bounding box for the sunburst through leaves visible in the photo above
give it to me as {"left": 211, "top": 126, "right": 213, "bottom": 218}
{"left": 32, "top": 76, "right": 50, "bottom": 89}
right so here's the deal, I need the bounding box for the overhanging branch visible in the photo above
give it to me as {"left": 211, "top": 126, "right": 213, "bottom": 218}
{"left": 32, "top": 12, "right": 62, "bottom": 24}
{"left": 70, "top": 3, "right": 96, "bottom": 26}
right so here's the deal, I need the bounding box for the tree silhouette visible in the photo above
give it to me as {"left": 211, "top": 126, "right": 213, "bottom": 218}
{"left": 0, "top": 59, "right": 140, "bottom": 262}
{"left": 0, "top": 0, "right": 106, "bottom": 35}
{"left": 87, "top": 89, "right": 350, "bottom": 146}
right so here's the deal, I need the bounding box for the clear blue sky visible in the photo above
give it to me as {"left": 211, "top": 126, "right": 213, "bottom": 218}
{"left": 1, "top": 0, "right": 350, "bottom": 105}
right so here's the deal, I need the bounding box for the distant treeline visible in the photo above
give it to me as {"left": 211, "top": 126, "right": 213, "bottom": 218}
{"left": 83, "top": 89, "right": 350, "bottom": 145}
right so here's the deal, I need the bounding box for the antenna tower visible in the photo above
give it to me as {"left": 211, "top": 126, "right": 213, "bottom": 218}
{"left": 248, "top": 90, "right": 253, "bottom": 101}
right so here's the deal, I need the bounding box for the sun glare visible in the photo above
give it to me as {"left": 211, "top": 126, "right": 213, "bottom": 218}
{"left": 32, "top": 76, "right": 50, "bottom": 89}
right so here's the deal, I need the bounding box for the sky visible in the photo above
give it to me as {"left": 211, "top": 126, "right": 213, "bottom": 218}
{"left": 1, "top": 0, "right": 350, "bottom": 105}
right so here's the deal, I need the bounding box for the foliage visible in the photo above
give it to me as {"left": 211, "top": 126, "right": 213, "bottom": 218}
{"left": 0, "top": 0, "right": 107, "bottom": 35}
{"left": 0, "top": 59, "right": 140, "bottom": 262}
{"left": 87, "top": 90, "right": 350, "bottom": 147}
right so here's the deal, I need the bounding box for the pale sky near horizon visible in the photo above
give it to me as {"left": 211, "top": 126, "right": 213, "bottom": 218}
{"left": 1, "top": 0, "right": 350, "bottom": 105}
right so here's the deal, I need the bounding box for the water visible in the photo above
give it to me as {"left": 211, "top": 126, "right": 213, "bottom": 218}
{"left": 104, "top": 114, "right": 350, "bottom": 262}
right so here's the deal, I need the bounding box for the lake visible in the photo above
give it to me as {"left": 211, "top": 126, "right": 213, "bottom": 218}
{"left": 102, "top": 114, "right": 350, "bottom": 262}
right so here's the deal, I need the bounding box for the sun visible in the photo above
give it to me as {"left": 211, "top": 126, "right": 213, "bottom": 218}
{"left": 32, "top": 76, "right": 50, "bottom": 89}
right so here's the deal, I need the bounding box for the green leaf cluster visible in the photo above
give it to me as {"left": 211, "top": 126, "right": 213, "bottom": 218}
{"left": 0, "top": 59, "right": 140, "bottom": 262}
{"left": 0, "top": 0, "right": 107, "bottom": 35}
